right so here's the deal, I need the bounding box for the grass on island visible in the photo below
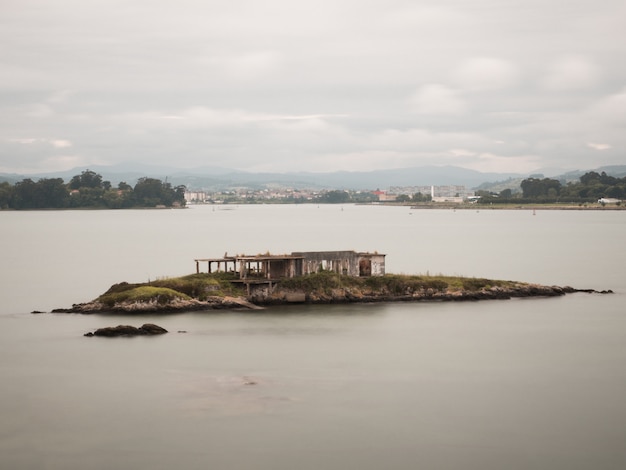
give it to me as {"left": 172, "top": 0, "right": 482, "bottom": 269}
{"left": 96, "top": 271, "right": 524, "bottom": 306}
{"left": 278, "top": 271, "right": 521, "bottom": 294}
{"left": 97, "top": 272, "right": 244, "bottom": 307}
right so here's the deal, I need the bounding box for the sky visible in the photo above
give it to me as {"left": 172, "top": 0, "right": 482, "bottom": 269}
{"left": 1, "top": 0, "right": 625, "bottom": 175}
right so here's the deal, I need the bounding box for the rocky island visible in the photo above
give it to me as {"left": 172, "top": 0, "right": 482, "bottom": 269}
{"left": 51, "top": 271, "right": 609, "bottom": 314}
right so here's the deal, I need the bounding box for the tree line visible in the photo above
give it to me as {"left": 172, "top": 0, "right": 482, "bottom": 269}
{"left": 0, "top": 170, "right": 186, "bottom": 209}
{"left": 477, "top": 171, "right": 625, "bottom": 204}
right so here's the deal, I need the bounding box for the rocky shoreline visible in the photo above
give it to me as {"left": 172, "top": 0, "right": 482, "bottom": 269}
{"left": 252, "top": 284, "right": 610, "bottom": 304}
{"left": 50, "top": 282, "right": 611, "bottom": 314}
{"left": 52, "top": 295, "right": 261, "bottom": 314}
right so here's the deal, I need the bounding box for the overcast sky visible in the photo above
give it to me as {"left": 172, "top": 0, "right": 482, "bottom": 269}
{"left": 1, "top": 0, "right": 625, "bottom": 175}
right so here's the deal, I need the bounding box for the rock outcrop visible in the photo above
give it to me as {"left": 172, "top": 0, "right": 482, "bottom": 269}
{"left": 84, "top": 323, "right": 168, "bottom": 337}
{"left": 54, "top": 296, "right": 256, "bottom": 314}
{"left": 249, "top": 284, "right": 611, "bottom": 305}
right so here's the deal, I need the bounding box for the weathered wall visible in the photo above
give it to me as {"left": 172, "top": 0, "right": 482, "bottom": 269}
{"left": 292, "top": 251, "right": 385, "bottom": 277}
{"left": 366, "top": 254, "right": 386, "bottom": 276}
{"left": 293, "top": 251, "right": 360, "bottom": 276}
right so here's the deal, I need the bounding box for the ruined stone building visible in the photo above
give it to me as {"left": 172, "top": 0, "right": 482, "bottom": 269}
{"left": 195, "top": 250, "right": 385, "bottom": 280}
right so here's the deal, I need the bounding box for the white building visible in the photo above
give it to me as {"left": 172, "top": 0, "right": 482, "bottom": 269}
{"left": 184, "top": 191, "right": 208, "bottom": 203}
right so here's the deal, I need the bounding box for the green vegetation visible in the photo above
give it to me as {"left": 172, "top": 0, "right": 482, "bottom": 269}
{"left": 278, "top": 272, "right": 519, "bottom": 295}
{"left": 98, "top": 286, "right": 190, "bottom": 307}
{"left": 0, "top": 170, "right": 186, "bottom": 209}
{"left": 476, "top": 171, "right": 626, "bottom": 205}
{"left": 150, "top": 273, "right": 244, "bottom": 299}
{"left": 97, "top": 273, "right": 245, "bottom": 307}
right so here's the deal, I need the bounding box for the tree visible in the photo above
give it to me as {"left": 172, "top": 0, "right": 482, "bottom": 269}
{"left": 520, "top": 177, "right": 561, "bottom": 199}
{"left": 102, "top": 189, "right": 133, "bottom": 209}
{"left": 11, "top": 178, "right": 37, "bottom": 208}
{"left": 38, "top": 178, "right": 69, "bottom": 208}
{"left": 69, "top": 170, "right": 104, "bottom": 190}
{"left": 132, "top": 177, "right": 185, "bottom": 207}
{"left": 68, "top": 186, "right": 105, "bottom": 207}
{"left": 11, "top": 178, "right": 69, "bottom": 208}
{"left": 499, "top": 188, "right": 513, "bottom": 199}
{"left": 475, "top": 190, "right": 496, "bottom": 201}
{"left": 174, "top": 185, "right": 186, "bottom": 203}
{"left": 0, "top": 182, "right": 13, "bottom": 209}
{"left": 412, "top": 192, "right": 432, "bottom": 202}
{"left": 321, "top": 190, "right": 351, "bottom": 203}
{"left": 133, "top": 177, "right": 165, "bottom": 206}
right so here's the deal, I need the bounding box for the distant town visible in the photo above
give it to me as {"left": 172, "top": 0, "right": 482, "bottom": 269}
{"left": 184, "top": 185, "right": 474, "bottom": 205}
{"left": 183, "top": 172, "right": 626, "bottom": 206}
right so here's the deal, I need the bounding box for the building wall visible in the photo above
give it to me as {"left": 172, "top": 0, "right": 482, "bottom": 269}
{"left": 366, "top": 254, "right": 386, "bottom": 276}
{"left": 292, "top": 251, "right": 385, "bottom": 277}
{"left": 389, "top": 185, "right": 474, "bottom": 198}
{"left": 269, "top": 259, "right": 297, "bottom": 279}
{"left": 292, "top": 251, "right": 358, "bottom": 276}
{"left": 184, "top": 191, "right": 207, "bottom": 202}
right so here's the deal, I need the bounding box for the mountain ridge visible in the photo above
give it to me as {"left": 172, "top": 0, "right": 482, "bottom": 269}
{"left": 2, "top": 164, "right": 625, "bottom": 191}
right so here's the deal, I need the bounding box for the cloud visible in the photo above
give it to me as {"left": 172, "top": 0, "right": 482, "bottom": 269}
{"left": 6, "top": 137, "right": 72, "bottom": 148}
{"left": 41, "top": 155, "right": 88, "bottom": 171}
{"left": 383, "top": 5, "right": 470, "bottom": 31}
{"left": 408, "top": 84, "right": 467, "bottom": 115}
{"left": 587, "top": 142, "right": 611, "bottom": 150}
{"left": 448, "top": 148, "right": 477, "bottom": 157}
{"left": 541, "top": 55, "right": 601, "bottom": 90}
{"left": 25, "top": 104, "right": 54, "bottom": 118}
{"left": 51, "top": 139, "right": 72, "bottom": 148}
{"left": 200, "top": 51, "right": 284, "bottom": 82}
{"left": 589, "top": 87, "right": 626, "bottom": 124}
{"left": 251, "top": 150, "right": 409, "bottom": 173}
{"left": 452, "top": 57, "right": 519, "bottom": 91}
{"left": 1, "top": 0, "right": 625, "bottom": 175}
{"left": 7, "top": 138, "right": 38, "bottom": 145}
{"left": 114, "top": 107, "right": 347, "bottom": 132}
{"left": 460, "top": 153, "right": 542, "bottom": 173}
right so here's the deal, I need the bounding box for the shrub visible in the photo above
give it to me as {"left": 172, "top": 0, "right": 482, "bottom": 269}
{"left": 462, "top": 278, "right": 492, "bottom": 291}
{"left": 98, "top": 286, "right": 190, "bottom": 307}
{"left": 152, "top": 273, "right": 243, "bottom": 299}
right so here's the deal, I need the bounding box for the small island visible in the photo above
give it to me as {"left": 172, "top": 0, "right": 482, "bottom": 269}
{"left": 51, "top": 250, "right": 609, "bottom": 314}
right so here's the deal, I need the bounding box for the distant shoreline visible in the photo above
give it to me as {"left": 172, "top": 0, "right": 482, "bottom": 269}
{"left": 4, "top": 202, "right": 625, "bottom": 212}
{"left": 404, "top": 203, "right": 626, "bottom": 211}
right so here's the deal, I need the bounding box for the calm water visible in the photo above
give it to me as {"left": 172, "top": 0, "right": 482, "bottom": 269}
{"left": 1, "top": 205, "right": 625, "bottom": 469}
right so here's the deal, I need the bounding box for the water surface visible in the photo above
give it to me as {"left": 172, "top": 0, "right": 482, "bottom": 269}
{"left": 1, "top": 206, "right": 625, "bottom": 469}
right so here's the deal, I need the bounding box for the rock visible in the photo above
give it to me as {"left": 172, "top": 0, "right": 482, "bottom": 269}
{"left": 85, "top": 323, "right": 168, "bottom": 337}
{"left": 92, "top": 325, "right": 141, "bottom": 336}
{"left": 285, "top": 292, "right": 306, "bottom": 303}
{"left": 139, "top": 323, "right": 168, "bottom": 334}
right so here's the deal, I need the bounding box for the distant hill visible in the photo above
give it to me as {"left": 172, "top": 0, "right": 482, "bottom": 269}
{"left": 2, "top": 164, "right": 626, "bottom": 191}
{"left": 0, "top": 173, "right": 24, "bottom": 185}
{"left": 476, "top": 165, "right": 626, "bottom": 193}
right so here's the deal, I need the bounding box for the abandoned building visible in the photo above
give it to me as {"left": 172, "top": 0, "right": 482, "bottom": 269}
{"left": 194, "top": 250, "right": 386, "bottom": 281}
